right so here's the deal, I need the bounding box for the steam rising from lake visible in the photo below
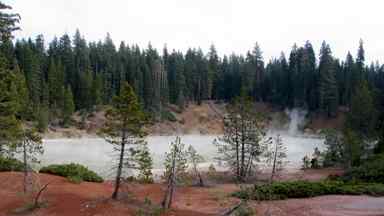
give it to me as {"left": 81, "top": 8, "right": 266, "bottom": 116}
{"left": 40, "top": 109, "right": 324, "bottom": 178}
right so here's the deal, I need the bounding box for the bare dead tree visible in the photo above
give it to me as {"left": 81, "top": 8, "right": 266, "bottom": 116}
{"left": 187, "top": 145, "right": 205, "bottom": 186}
{"left": 17, "top": 127, "right": 43, "bottom": 193}
{"left": 265, "top": 134, "right": 288, "bottom": 183}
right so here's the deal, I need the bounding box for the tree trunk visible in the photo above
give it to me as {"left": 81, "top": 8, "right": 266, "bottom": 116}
{"left": 23, "top": 140, "right": 28, "bottom": 193}
{"left": 168, "top": 171, "right": 175, "bottom": 209}
{"left": 245, "top": 153, "right": 253, "bottom": 180}
{"left": 194, "top": 165, "right": 204, "bottom": 187}
{"left": 162, "top": 150, "right": 176, "bottom": 209}
{"left": 197, "top": 171, "right": 204, "bottom": 187}
{"left": 240, "top": 115, "right": 245, "bottom": 179}
{"left": 197, "top": 78, "right": 202, "bottom": 105}
{"left": 112, "top": 135, "right": 126, "bottom": 199}
{"left": 235, "top": 118, "right": 240, "bottom": 180}
{"left": 161, "top": 173, "right": 172, "bottom": 208}
{"left": 270, "top": 141, "right": 278, "bottom": 183}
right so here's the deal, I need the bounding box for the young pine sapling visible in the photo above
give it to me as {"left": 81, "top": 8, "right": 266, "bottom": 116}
{"left": 187, "top": 145, "right": 205, "bottom": 187}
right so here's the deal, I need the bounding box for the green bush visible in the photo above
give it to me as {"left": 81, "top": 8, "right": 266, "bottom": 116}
{"left": 343, "top": 153, "right": 384, "bottom": 183}
{"left": 125, "top": 175, "right": 154, "bottom": 184}
{"left": 162, "top": 110, "right": 177, "bottom": 122}
{"left": 0, "top": 157, "right": 24, "bottom": 171}
{"left": 233, "top": 180, "right": 384, "bottom": 200}
{"left": 39, "top": 163, "right": 103, "bottom": 183}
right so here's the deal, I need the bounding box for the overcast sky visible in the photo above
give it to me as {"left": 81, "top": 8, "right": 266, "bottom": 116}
{"left": 5, "top": 0, "right": 384, "bottom": 63}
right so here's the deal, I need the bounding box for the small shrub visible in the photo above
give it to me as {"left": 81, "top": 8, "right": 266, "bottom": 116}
{"left": 138, "top": 176, "right": 154, "bottom": 184}
{"left": 0, "top": 157, "right": 23, "bottom": 171}
{"left": 67, "top": 175, "right": 83, "bottom": 184}
{"left": 126, "top": 176, "right": 138, "bottom": 182}
{"left": 302, "top": 156, "right": 311, "bottom": 169}
{"left": 39, "top": 163, "right": 103, "bottom": 183}
{"left": 162, "top": 110, "right": 177, "bottom": 122}
{"left": 135, "top": 198, "right": 164, "bottom": 216}
{"left": 179, "top": 118, "right": 185, "bottom": 124}
{"left": 144, "top": 197, "right": 152, "bottom": 206}
{"left": 125, "top": 175, "right": 154, "bottom": 184}
{"left": 208, "top": 163, "right": 216, "bottom": 175}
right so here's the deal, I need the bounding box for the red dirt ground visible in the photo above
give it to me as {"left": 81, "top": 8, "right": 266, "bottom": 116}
{"left": 0, "top": 172, "right": 237, "bottom": 216}
{"left": 1, "top": 171, "right": 384, "bottom": 216}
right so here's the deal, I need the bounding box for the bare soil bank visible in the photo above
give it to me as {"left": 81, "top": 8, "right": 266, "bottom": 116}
{"left": 43, "top": 101, "right": 345, "bottom": 139}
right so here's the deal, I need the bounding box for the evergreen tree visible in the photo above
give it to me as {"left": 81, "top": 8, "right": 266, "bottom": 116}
{"left": 356, "top": 39, "right": 365, "bottom": 81}
{"left": 99, "top": 82, "right": 148, "bottom": 199}
{"left": 13, "top": 63, "right": 30, "bottom": 119}
{"left": 343, "top": 52, "right": 355, "bottom": 106}
{"left": 0, "top": 55, "right": 21, "bottom": 154}
{"left": 62, "top": 86, "right": 75, "bottom": 127}
{"left": 135, "top": 142, "right": 154, "bottom": 183}
{"left": 24, "top": 46, "right": 42, "bottom": 112}
{"left": 343, "top": 128, "right": 362, "bottom": 167}
{"left": 0, "top": 1, "right": 22, "bottom": 155}
{"left": 214, "top": 94, "right": 271, "bottom": 181}
{"left": 318, "top": 41, "right": 338, "bottom": 117}
{"left": 175, "top": 53, "right": 186, "bottom": 109}
{"left": 47, "top": 58, "right": 59, "bottom": 109}
{"left": 58, "top": 34, "right": 74, "bottom": 87}
{"left": 346, "top": 80, "right": 377, "bottom": 139}
{"left": 251, "top": 43, "right": 264, "bottom": 101}
{"left": 208, "top": 44, "right": 219, "bottom": 100}
{"left": 187, "top": 145, "right": 205, "bottom": 186}
{"left": 288, "top": 44, "right": 299, "bottom": 107}
{"left": 302, "top": 41, "right": 317, "bottom": 110}
{"left": 0, "top": 2, "right": 20, "bottom": 41}
{"left": 78, "top": 69, "right": 93, "bottom": 110}
{"left": 37, "top": 105, "right": 48, "bottom": 132}
{"left": 322, "top": 129, "right": 344, "bottom": 167}
{"left": 91, "top": 73, "right": 103, "bottom": 107}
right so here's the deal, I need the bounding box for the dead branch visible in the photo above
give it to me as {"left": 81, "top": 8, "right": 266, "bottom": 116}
{"left": 34, "top": 182, "right": 50, "bottom": 208}
{"left": 220, "top": 201, "right": 243, "bottom": 216}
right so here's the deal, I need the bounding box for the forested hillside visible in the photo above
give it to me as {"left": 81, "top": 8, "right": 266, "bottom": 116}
{"left": 1, "top": 4, "right": 384, "bottom": 133}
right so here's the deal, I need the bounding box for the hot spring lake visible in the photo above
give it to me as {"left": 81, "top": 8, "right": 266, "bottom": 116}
{"left": 39, "top": 134, "right": 324, "bottom": 179}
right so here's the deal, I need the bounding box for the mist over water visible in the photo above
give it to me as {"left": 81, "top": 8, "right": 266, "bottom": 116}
{"left": 286, "top": 108, "right": 308, "bottom": 136}
{"left": 40, "top": 109, "right": 324, "bottom": 178}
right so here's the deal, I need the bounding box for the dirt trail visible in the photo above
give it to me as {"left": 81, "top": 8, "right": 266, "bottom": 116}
{"left": 254, "top": 195, "right": 384, "bottom": 216}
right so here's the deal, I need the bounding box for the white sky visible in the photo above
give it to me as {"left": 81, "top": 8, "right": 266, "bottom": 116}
{"left": 5, "top": 0, "right": 384, "bottom": 63}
